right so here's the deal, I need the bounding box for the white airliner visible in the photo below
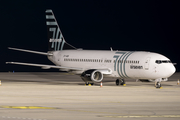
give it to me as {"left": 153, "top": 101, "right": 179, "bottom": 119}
{"left": 6, "top": 9, "right": 176, "bottom": 88}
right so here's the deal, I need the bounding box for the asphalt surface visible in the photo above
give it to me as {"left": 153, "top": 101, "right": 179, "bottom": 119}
{"left": 0, "top": 72, "right": 180, "bottom": 120}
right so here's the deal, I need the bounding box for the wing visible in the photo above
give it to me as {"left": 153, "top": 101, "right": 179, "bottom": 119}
{"left": 6, "top": 62, "right": 82, "bottom": 70}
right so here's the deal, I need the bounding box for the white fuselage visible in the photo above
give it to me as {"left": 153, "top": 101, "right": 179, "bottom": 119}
{"left": 48, "top": 50, "right": 176, "bottom": 80}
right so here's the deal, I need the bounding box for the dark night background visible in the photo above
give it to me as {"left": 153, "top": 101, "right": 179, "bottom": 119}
{"left": 1, "top": 0, "right": 179, "bottom": 72}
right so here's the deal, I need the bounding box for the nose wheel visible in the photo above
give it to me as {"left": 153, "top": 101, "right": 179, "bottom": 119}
{"left": 156, "top": 82, "right": 161, "bottom": 88}
{"left": 155, "top": 78, "right": 162, "bottom": 88}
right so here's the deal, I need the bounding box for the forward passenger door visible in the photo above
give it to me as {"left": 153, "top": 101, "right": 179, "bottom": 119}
{"left": 144, "top": 57, "right": 151, "bottom": 70}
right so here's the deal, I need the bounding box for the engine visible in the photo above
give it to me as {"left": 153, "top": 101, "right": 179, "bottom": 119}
{"left": 80, "top": 69, "right": 103, "bottom": 83}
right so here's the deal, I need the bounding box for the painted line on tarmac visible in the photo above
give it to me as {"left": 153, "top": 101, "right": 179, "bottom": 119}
{"left": 1, "top": 116, "right": 47, "bottom": 120}
{"left": 0, "top": 106, "right": 118, "bottom": 114}
{"left": 102, "top": 115, "right": 180, "bottom": 118}
{"left": 62, "top": 109, "right": 120, "bottom": 114}
{"left": 0, "top": 106, "right": 59, "bottom": 109}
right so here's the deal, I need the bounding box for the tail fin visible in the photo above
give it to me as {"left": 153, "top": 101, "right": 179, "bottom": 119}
{"left": 45, "top": 9, "right": 76, "bottom": 51}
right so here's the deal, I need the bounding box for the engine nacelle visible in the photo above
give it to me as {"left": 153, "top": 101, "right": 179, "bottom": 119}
{"left": 80, "top": 69, "right": 103, "bottom": 83}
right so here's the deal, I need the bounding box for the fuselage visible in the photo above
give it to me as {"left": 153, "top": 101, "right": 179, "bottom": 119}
{"left": 48, "top": 50, "right": 176, "bottom": 80}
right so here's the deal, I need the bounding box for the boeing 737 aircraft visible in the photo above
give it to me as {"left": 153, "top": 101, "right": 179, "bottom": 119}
{"left": 6, "top": 9, "right": 176, "bottom": 88}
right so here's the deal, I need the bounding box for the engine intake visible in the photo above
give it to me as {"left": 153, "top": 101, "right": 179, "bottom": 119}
{"left": 80, "top": 69, "right": 103, "bottom": 83}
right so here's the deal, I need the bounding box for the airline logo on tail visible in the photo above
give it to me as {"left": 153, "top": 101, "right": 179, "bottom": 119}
{"left": 46, "top": 10, "right": 65, "bottom": 51}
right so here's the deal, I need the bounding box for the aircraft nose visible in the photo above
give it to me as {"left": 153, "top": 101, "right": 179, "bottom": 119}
{"left": 168, "top": 64, "right": 176, "bottom": 76}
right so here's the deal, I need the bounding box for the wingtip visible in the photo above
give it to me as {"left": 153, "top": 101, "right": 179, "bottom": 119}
{"left": 6, "top": 62, "right": 13, "bottom": 64}
{"left": 8, "top": 47, "right": 14, "bottom": 50}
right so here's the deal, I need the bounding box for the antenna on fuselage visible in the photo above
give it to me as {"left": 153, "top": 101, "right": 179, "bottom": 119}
{"left": 110, "top": 47, "right": 113, "bottom": 51}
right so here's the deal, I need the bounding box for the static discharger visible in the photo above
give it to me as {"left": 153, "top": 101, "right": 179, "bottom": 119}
{"left": 178, "top": 79, "right": 179, "bottom": 85}
{"left": 100, "top": 82, "right": 103, "bottom": 87}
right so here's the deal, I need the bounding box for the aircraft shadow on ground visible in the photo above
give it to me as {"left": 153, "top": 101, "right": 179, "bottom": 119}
{"left": 1, "top": 72, "right": 178, "bottom": 87}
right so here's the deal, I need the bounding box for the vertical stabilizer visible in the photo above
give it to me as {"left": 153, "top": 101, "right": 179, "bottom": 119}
{"left": 45, "top": 9, "right": 76, "bottom": 51}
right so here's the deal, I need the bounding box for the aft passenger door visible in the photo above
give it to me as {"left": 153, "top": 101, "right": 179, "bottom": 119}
{"left": 144, "top": 57, "right": 151, "bottom": 70}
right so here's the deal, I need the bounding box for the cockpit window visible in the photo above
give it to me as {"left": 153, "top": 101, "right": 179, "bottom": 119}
{"left": 155, "top": 60, "right": 171, "bottom": 64}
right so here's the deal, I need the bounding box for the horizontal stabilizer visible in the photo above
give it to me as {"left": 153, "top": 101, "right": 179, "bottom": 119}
{"left": 8, "top": 47, "right": 53, "bottom": 56}
{"left": 6, "top": 62, "right": 82, "bottom": 70}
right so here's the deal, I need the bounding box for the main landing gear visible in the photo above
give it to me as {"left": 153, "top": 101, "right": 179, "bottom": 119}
{"left": 85, "top": 82, "right": 94, "bottom": 86}
{"left": 116, "top": 79, "right": 126, "bottom": 86}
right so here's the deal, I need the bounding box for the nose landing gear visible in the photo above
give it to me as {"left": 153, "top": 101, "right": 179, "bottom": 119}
{"left": 155, "top": 78, "right": 162, "bottom": 88}
{"left": 155, "top": 82, "right": 161, "bottom": 88}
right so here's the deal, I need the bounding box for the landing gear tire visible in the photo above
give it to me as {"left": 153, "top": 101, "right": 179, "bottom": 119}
{"left": 90, "top": 83, "right": 94, "bottom": 86}
{"left": 156, "top": 82, "right": 161, "bottom": 88}
{"left": 116, "top": 79, "right": 125, "bottom": 86}
{"left": 85, "top": 82, "right": 94, "bottom": 86}
{"left": 120, "top": 79, "right": 125, "bottom": 85}
{"left": 116, "top": 79, "right": 120, "bottom": 86}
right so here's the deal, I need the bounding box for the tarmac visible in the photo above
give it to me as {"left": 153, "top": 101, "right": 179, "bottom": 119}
{"left": 0, "top": 72, "right": 180, "bottom": 120}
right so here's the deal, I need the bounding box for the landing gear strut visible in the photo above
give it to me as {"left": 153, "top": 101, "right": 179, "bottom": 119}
{"left": 116, "top": 79, "right": 125, "bottom": 86}
{"left": 155, "top": 78, "right": 162, "bottom": 88}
